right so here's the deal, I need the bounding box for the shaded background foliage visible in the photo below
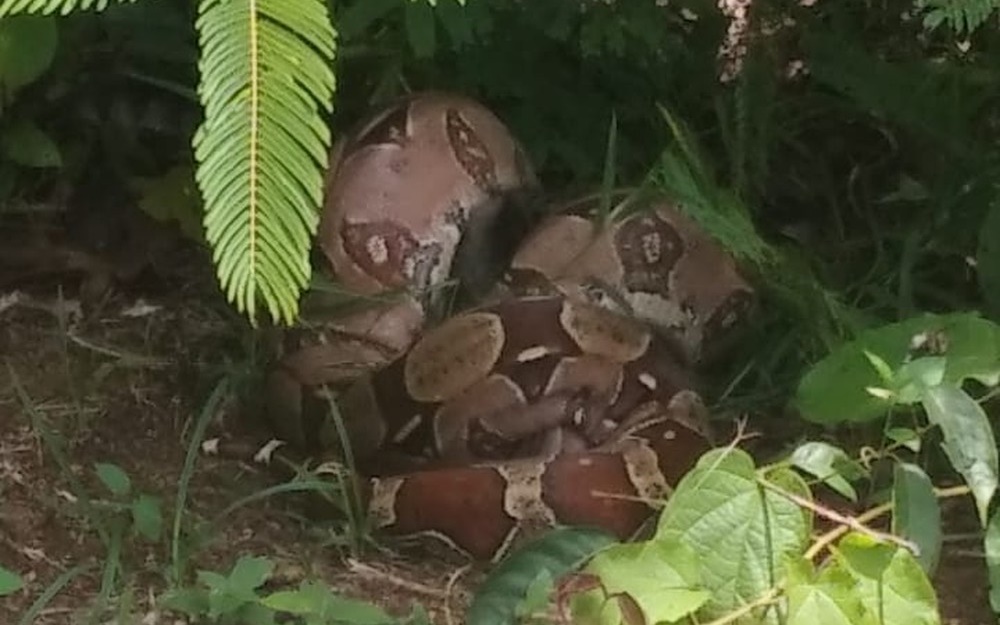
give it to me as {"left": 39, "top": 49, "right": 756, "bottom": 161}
{"left": 1, "top": 0, "right": 999, "bottom": 412}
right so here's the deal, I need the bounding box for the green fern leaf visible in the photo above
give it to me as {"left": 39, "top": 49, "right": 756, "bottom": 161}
{"left": 0, "top": 0, "right": 138, "bottom": 16}
{"left": 194, "top": 0, "right": 336, "bottom": 325}
{"left": 914, "top": 0, "right": 1000, "bottom": 34}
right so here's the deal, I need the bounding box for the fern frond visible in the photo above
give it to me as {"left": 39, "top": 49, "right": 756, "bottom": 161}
{"left": 194, "top": 0, "right": 336, "bottom": 325}
{"left": 0, "top": 0, "right": 137, "bottom": 16}
{"left": 915, "top": 0, "right": 1000, "bottom": 34}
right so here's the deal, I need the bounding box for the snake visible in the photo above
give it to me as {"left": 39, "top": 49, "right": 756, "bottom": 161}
{"left": 257, "top": 91, "right": 754, "bottom": 560}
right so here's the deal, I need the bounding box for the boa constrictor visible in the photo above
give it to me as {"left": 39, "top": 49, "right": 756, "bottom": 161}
{"left": 260, "top": 91, "right": 753, "bottom": 561}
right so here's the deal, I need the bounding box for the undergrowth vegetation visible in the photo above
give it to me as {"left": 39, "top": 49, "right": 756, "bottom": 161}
{"left": 2, "top": 0, "right": 1000, "bottom": 623}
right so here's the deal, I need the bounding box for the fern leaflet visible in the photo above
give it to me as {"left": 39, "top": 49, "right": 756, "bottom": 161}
{"left": 915, "top": 0, "right": 1000, "bottom": 34}
{"left": 0, "top": 0, "right": 137, "bottom": 16}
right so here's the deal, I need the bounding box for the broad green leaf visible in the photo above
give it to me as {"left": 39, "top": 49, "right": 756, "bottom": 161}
{"left": 0, "top": 15, "right": 57, "bottom": 91}
{"left": 234, "top": 603, "right": 278, "bottom": 625}
{"left": 131, "top": 494, "right": 163, "bottom": 542}
{"left": 886, "top": 428, "right": 921, "bottom": 453}
{"left": 862, "top": 349, "right": 894, "bottom": 385}
{"left": 891, "top": 463, "right": 941, "bottom": 574}
{"left": 796, "top": 313, "right": 1000, "bottom": 424}
{"left": 0, "top": 566, "right": 22, "bottom": 596}
{"left": 985, "top": 509, "right": 1000, "bottom": 613}
{"left": 404, "top": 0, "right": 436, "bottom": 57}
{"left": 468, "top": 526, "right": 616, "bottom": 625}
{"left": 892, "top": 356, "right": 946, "bottom": 403}
{"left": 655, "top": 448, "right": 812, "bottom": 621}
{"left": 224, "top": 555, "right": 273, "bottom": 591}
{"left": 199, "top": 555, "right": 273, "bottom": 620}
{"left": 922, "top": 384, "right": 998, "bottom": 525}
{"left": 573, "top": 538, "right": 708, "bottom": 625}
{"left": 0, "top": 120, "right": 61, "bottom": 168}
{"left": 515, "top": 570, "right": 554, "bottom": 620}
{"left": 790, "top": 441, "right": 868, "bottom": 502}
{"left": 785, "top": 557, "right": 869, "bottom": 625}
{"left": 95, "top": 462, "right": 131, "bottom": 497}
{"left": 938, "top": 314, "right": 1000, "bottom": 386}
{"left": 836, "top": 532, "right": 898, "bottom": 579}
{"left": 797, "top": 316, "right": 933, "bottom": 423}
{"left": 262, "top": 581, "right": 395, "bottom": 623}
{"left": 832, "top": 533, "right": 940, "bottom": 625}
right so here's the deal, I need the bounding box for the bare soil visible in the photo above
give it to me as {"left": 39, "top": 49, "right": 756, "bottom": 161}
{"left": 0, "top": 236, "right": 995, "bottom": 624}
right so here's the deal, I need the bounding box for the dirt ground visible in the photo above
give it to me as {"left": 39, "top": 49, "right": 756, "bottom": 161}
{"left": 0, "top": 244, "right": 996, "bottom": 624}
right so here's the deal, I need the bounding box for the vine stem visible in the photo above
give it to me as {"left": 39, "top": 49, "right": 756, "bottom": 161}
{"left": 700, "top": 587, "right": 782, "bottom": 625}
{"left": 800, "top": 483, "right": 971, "bottom": 560}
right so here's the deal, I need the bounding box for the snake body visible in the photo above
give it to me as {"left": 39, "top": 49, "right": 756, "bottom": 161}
{"left": 262, "top": 92, "right": 753, "bottom": 560}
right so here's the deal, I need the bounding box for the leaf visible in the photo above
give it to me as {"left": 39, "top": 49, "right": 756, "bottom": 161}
{"left": 655, "top": 448, "right": 812, "bottom": 620}
{"left": 574, "top": 538, "right": 709, "bottom": 625}
{"left": 158, "top": 587, "right": 210, "bottom": 617}
{"left": 891, "top": 463, "right": 941, "bottom": 574}
{"left": 225, "top": 555, "right": 273, "bottom": 591}
{"left": 199, "top": 555, "right": 274, "bottom": 620}
{"left": 0, "top": 1, "right": 141, "bottom": 18}
{"left": 0, "top": 120, "right": 61, "bottom": 168}
{"left": 790, "top": 441, "right": 868, "bottom": 502}
{"left": 0, "top": 15, "right": 57, "bottom": 91}
{"left": 796, "top": 312, "right": 1000, "bottom": 424}
{"left": 515, "top": 570, "right": 553, "bottom": 620}
{"left": 892, "top": 357, "right": 946, "bottom": 404}
{"left": 0, "top": 566, "right": 23, "bottom": 596}
{"left": 837, "top": 532, "right": 898, "bottom": 580}
{"left": 914, "top": 0, "right": 999, "bottom": 34}
{"left": 131, "top": 494, "right": 163, "bottom": 542}
{"left": 922, "top": 384, "right": 998, "bottom": 525}
{"left": 831, "top": 533, "right": 940, "bottom": 625}
{"left": 468, "top": 526, "right": 617, "bottom": 625}
{"left": 862, "top": 350, "right": 895, "bottom": 385}
{"left": 95, "top": 462, "right": 131, "bottom": 497}
{"left": 939, "top": 314, "right": 1000, "bottom": 387}
{"left": 261, "top": 581, "right": 396, "bottom": 623}
{"left": 886, "top": 427, "right": 921, "bottom": 453}
{"left": 785, "top": 557, "right": 869, "bottom": 625}
{"left": 131, "top": 165, "right": 205, "bottom": 242}
{"left": 985, "top": 509, "right": 1000, "bottom": 613}
{"left": 404, "top": 0, "right": 436, "bottom": 58}
{"left": 194, "top": 0, "right": 337, "bottom": 325}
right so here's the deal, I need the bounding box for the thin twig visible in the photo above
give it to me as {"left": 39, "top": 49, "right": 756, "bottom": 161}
{"left": 762, "top": 478, "right": 916, "bottom": 555}
{"left": 804, "top": 484, "right": 971, "bottom": 560}
{"left": 345, "top": 559, "right": 449, "bottom": 599}
{"left": 700, "top": 588, "right": 782, "bottom": 625}
{"left": 443, "top": 563, "right": 471, "bottom": 625}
